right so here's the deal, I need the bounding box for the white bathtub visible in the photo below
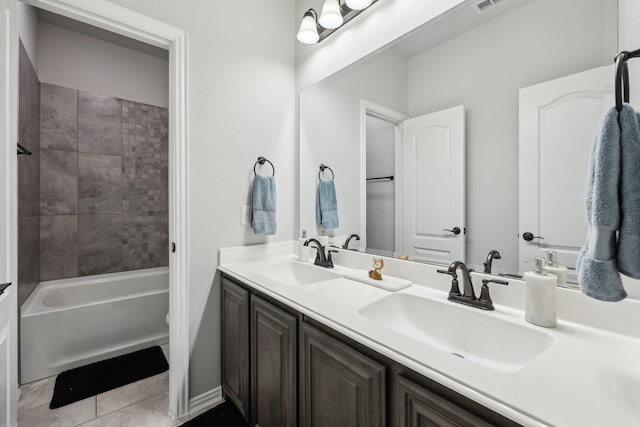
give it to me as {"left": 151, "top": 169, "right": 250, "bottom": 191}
{"left": 20, "top": 267, "right": 169, "bottom": 384}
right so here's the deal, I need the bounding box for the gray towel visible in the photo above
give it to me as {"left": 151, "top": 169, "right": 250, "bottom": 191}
{"left": 617, "top": 106, "right": 640, "bottom": 278}
{"left": 576, "top": 105, "right": 640, "bottom": 301}
{"left": 316, "top": 180, "right": 339, "bottom": 230}
{"left": 251, "top": 175, "right": 276, "bottom": 235}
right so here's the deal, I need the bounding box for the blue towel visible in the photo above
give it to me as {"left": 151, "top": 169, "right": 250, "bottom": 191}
{"left": 316, "top": 180, "right": 339, "bottom": 230}
{"left": 576, "top": 104, "right": 640, "bottom": 301}
{"left": 251, "top": 175, "right": 276, "bottom": 235}
{"left": 617, "top": 106, "right": 640, "bottom": 278}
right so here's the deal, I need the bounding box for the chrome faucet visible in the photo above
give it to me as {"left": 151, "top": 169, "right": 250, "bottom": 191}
{"left": 438, "top": 260, "right": 508, "bottom": 310}
{"left": 483, "top": 250, "right": 502, "bottom": 274}
{"left": 304, "top": 238, "right": 336, "bottom": 268}
{"left": 342, "top": 233, "right": 360, "bottom": 250}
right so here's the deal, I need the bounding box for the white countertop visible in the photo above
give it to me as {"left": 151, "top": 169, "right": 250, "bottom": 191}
{"left": 218, "top": 242, "right": 640, "bottom": 427}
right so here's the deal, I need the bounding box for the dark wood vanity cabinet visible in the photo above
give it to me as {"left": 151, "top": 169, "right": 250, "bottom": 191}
{"left": 221, "top": 275, "right": 297, "bottom": 427}
{"left": 221, "top": 273, "right": 520, "bottom": 427}
{"left": 395, "top": 375, "right": 493, "bottom": 427}
{"left": 221, "top": 276, "right": 250, "bottom": 419}
{"left": 251, "top": 295, "right": 297, "bottom": 427}
{"left": 300, "top": 322, "right": 386, "bottom": 427}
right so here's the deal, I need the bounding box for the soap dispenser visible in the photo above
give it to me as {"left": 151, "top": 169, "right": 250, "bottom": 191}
{"left": 318, "top": 228, "right": 329, "bottom": 247}
{"left": 543, "top": 251, "right": 567, "bottom": 287}
{"left": 298, "top": 230, "right": 309, "bottom": 261}
{"left": 524, "top": 257, "right": 557, "bottom": 328}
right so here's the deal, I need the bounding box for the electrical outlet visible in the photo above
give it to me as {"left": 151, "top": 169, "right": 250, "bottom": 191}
{"left": 241, "top": 205, "right": 251, "bottom": 226}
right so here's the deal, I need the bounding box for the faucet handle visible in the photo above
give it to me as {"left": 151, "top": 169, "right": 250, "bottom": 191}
{"left": 438, "top": 269, "right": 461, "bottom": 297}
{"left": 326, "top": 249, "right": 338, "bottom": 268}
{"left": 478, "top": 278, "right": 509, "bottom": 311}
{"left": 483, "top": 278, "right": 509, "bottom": 286}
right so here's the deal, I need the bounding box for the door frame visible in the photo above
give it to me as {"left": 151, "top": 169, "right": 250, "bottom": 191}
{"left": 2, "top": 0, "right": 190, "bottom": 418}
{"left": 359, "top": 100, "right": 407, "bottom": 253}
{"left": 0, "top": 1, "right": 19, "bottom": 425}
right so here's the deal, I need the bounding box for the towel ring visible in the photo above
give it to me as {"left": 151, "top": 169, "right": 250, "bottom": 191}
{"left": 319, "top": 164, "right": 334, "bottom": 181}
{"left": 254, "top": 156, "right": 275, "bottom": 176}
{"left": 615, "top": 51, "right": 630, "bottom": 112}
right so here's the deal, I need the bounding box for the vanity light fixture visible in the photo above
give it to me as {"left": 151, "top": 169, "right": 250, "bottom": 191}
{"left": 297, "top": 9, "right": 320, "bottom": 44}
{"left": 319, "top": 0, "right": 344, "bottom": 29}
{"left": 297, "top": 0, "right": 379, "bottom": 44}
{"left": 345, "top": 0, "right": 373, "bottom": 10}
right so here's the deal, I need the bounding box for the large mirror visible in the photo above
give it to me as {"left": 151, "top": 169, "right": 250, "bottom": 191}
{"left": 299, "top": 0, "right": 618, "bottom": 277}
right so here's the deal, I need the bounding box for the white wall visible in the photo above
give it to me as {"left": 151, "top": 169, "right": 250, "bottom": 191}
{"left": 104, "top": 0, "right": 296, "bottom": 398}
{"left": 407, "top": 0, "right": 615, "bottom": 273}
{"left": 299, "top": 48, "right": 407, "bottom": 240}
{"left": 17, "top": 2, "right": 38, "bottom": 70}
{"left": 38, "top": 22, "right": 168, "bottom": 107}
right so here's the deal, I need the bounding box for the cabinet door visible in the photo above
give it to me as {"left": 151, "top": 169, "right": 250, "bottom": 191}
{"left": 301, "top": 322, "right": 386, "bottom": 427}
{"left": 221, "top": 277, "right": 250, "bottom": 419}
{"left": 251, "top": 296, "right": 297, "bottom": 427}
{"left": 397, "top": 375, "right": 492, "bottom": 427}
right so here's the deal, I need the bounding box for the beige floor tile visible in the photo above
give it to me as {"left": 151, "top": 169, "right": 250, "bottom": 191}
{"left": 80, "top": 392, "right": 178, "bottom": 427}
{"left": 96, "top": 371, "right": 169, "bottom": 417}
{"left": 18, "top": 376, "right": 56, "bottom": 413}
{"left": 17, "top": 397, "right": 95, "bottom": 427}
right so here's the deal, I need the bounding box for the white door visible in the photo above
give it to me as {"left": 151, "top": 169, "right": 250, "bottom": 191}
{"left": 402, "top": 105, "right": 465, "bottom": 264}
{"left": 519, "top": 65, "right": 613, "bottom": 281}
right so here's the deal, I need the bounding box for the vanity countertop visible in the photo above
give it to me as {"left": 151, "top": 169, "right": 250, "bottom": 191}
{"left": 218, "top": 242, "right": 640, "bottom": 427}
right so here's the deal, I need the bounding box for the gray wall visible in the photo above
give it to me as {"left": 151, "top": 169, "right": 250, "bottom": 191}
{"left": 407, "top": 0, "right": 615, "bottom": 272}
{"left": 38, "top": 22, "right": 168, "bottom": 108}
{"left": 17, "top": 40, "right": 40, "bottom": 308}
{"left": 300, "top": 48, "right": 408, "bottom": 239}
{"left": 39, "top": 83, "right": 168, "bottom": 281}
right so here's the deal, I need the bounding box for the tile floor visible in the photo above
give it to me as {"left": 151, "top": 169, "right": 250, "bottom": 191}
{"left": 17, "top": 344, "right": 189, "bottom": 427}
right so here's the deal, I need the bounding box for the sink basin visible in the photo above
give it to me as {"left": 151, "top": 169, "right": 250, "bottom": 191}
{"left": 358, "top": 293, "right": 553, "bottom": 372}
{"left": 253, "top": 261, "right": 341, "bottom": 286}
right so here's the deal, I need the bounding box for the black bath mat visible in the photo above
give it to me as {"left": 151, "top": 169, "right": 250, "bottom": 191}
{"left": 50, "top": 345, "right": 168, "bottom": 409}
{"left": 181, "top": 401, "right": 249, "bottom": 427}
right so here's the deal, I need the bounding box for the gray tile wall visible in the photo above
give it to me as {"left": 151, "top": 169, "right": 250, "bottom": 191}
{"left": 18, "top": 41, "right": 40, "bottom": 308}
{"left": 39, "top": 84, "right": 168, "bottom": 281}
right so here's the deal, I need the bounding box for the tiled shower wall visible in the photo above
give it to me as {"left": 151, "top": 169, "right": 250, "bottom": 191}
{"left": 40, "top": 83, "right": 168, "bottom": 281}
{"left": 17, "top": 41, "right": 40, "bottom": 308}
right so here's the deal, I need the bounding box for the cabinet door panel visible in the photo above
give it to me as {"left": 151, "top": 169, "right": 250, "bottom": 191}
{"left": 221, "top": 277, "right": 250, "bottom": 419}
{"left": 251, "top": 296, "right": 297, "bottom": 427}
{"left": 301, "top": 322, "right": 386, "bottom": 427}
{"left": 397, "top": 375, "right": 492, "bottom": 427}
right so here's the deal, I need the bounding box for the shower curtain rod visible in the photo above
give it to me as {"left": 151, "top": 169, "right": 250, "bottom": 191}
{"left": 366, "top": 175, "right": 394, "bottom": 182}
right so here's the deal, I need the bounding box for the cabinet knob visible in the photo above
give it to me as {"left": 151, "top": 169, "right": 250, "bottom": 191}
{"left": 522, "top": 232, "right": 544, "bottom": 242}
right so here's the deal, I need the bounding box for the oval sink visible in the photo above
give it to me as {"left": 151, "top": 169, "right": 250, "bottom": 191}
{"left": 254, "top": 261, "right": 341, "bottom": 286}
{"left": 358, "top": 293, "right": 553, "bottom": 372}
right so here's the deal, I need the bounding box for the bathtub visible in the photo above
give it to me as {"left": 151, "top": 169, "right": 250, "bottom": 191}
{"left": 20, "top": 267, "right": 169, "bottom": 384}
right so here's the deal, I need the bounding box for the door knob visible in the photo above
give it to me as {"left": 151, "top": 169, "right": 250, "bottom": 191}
{"left": 443, "top": 227, "right": 461, "bottom": 235}
{"left": 522, "top": 232, "right": 544, "bottom": 241}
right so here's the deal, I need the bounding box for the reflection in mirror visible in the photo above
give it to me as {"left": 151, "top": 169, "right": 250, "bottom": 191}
{"left": 299, "top": 0, "right": 618, "bottom": 277}
{"left": 365, "top": 114, "right": 397, "bottom": 255}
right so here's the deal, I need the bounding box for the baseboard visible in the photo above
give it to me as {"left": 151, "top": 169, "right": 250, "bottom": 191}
{"left": 188, "top": 386, "right": 224, "bottom": 416}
